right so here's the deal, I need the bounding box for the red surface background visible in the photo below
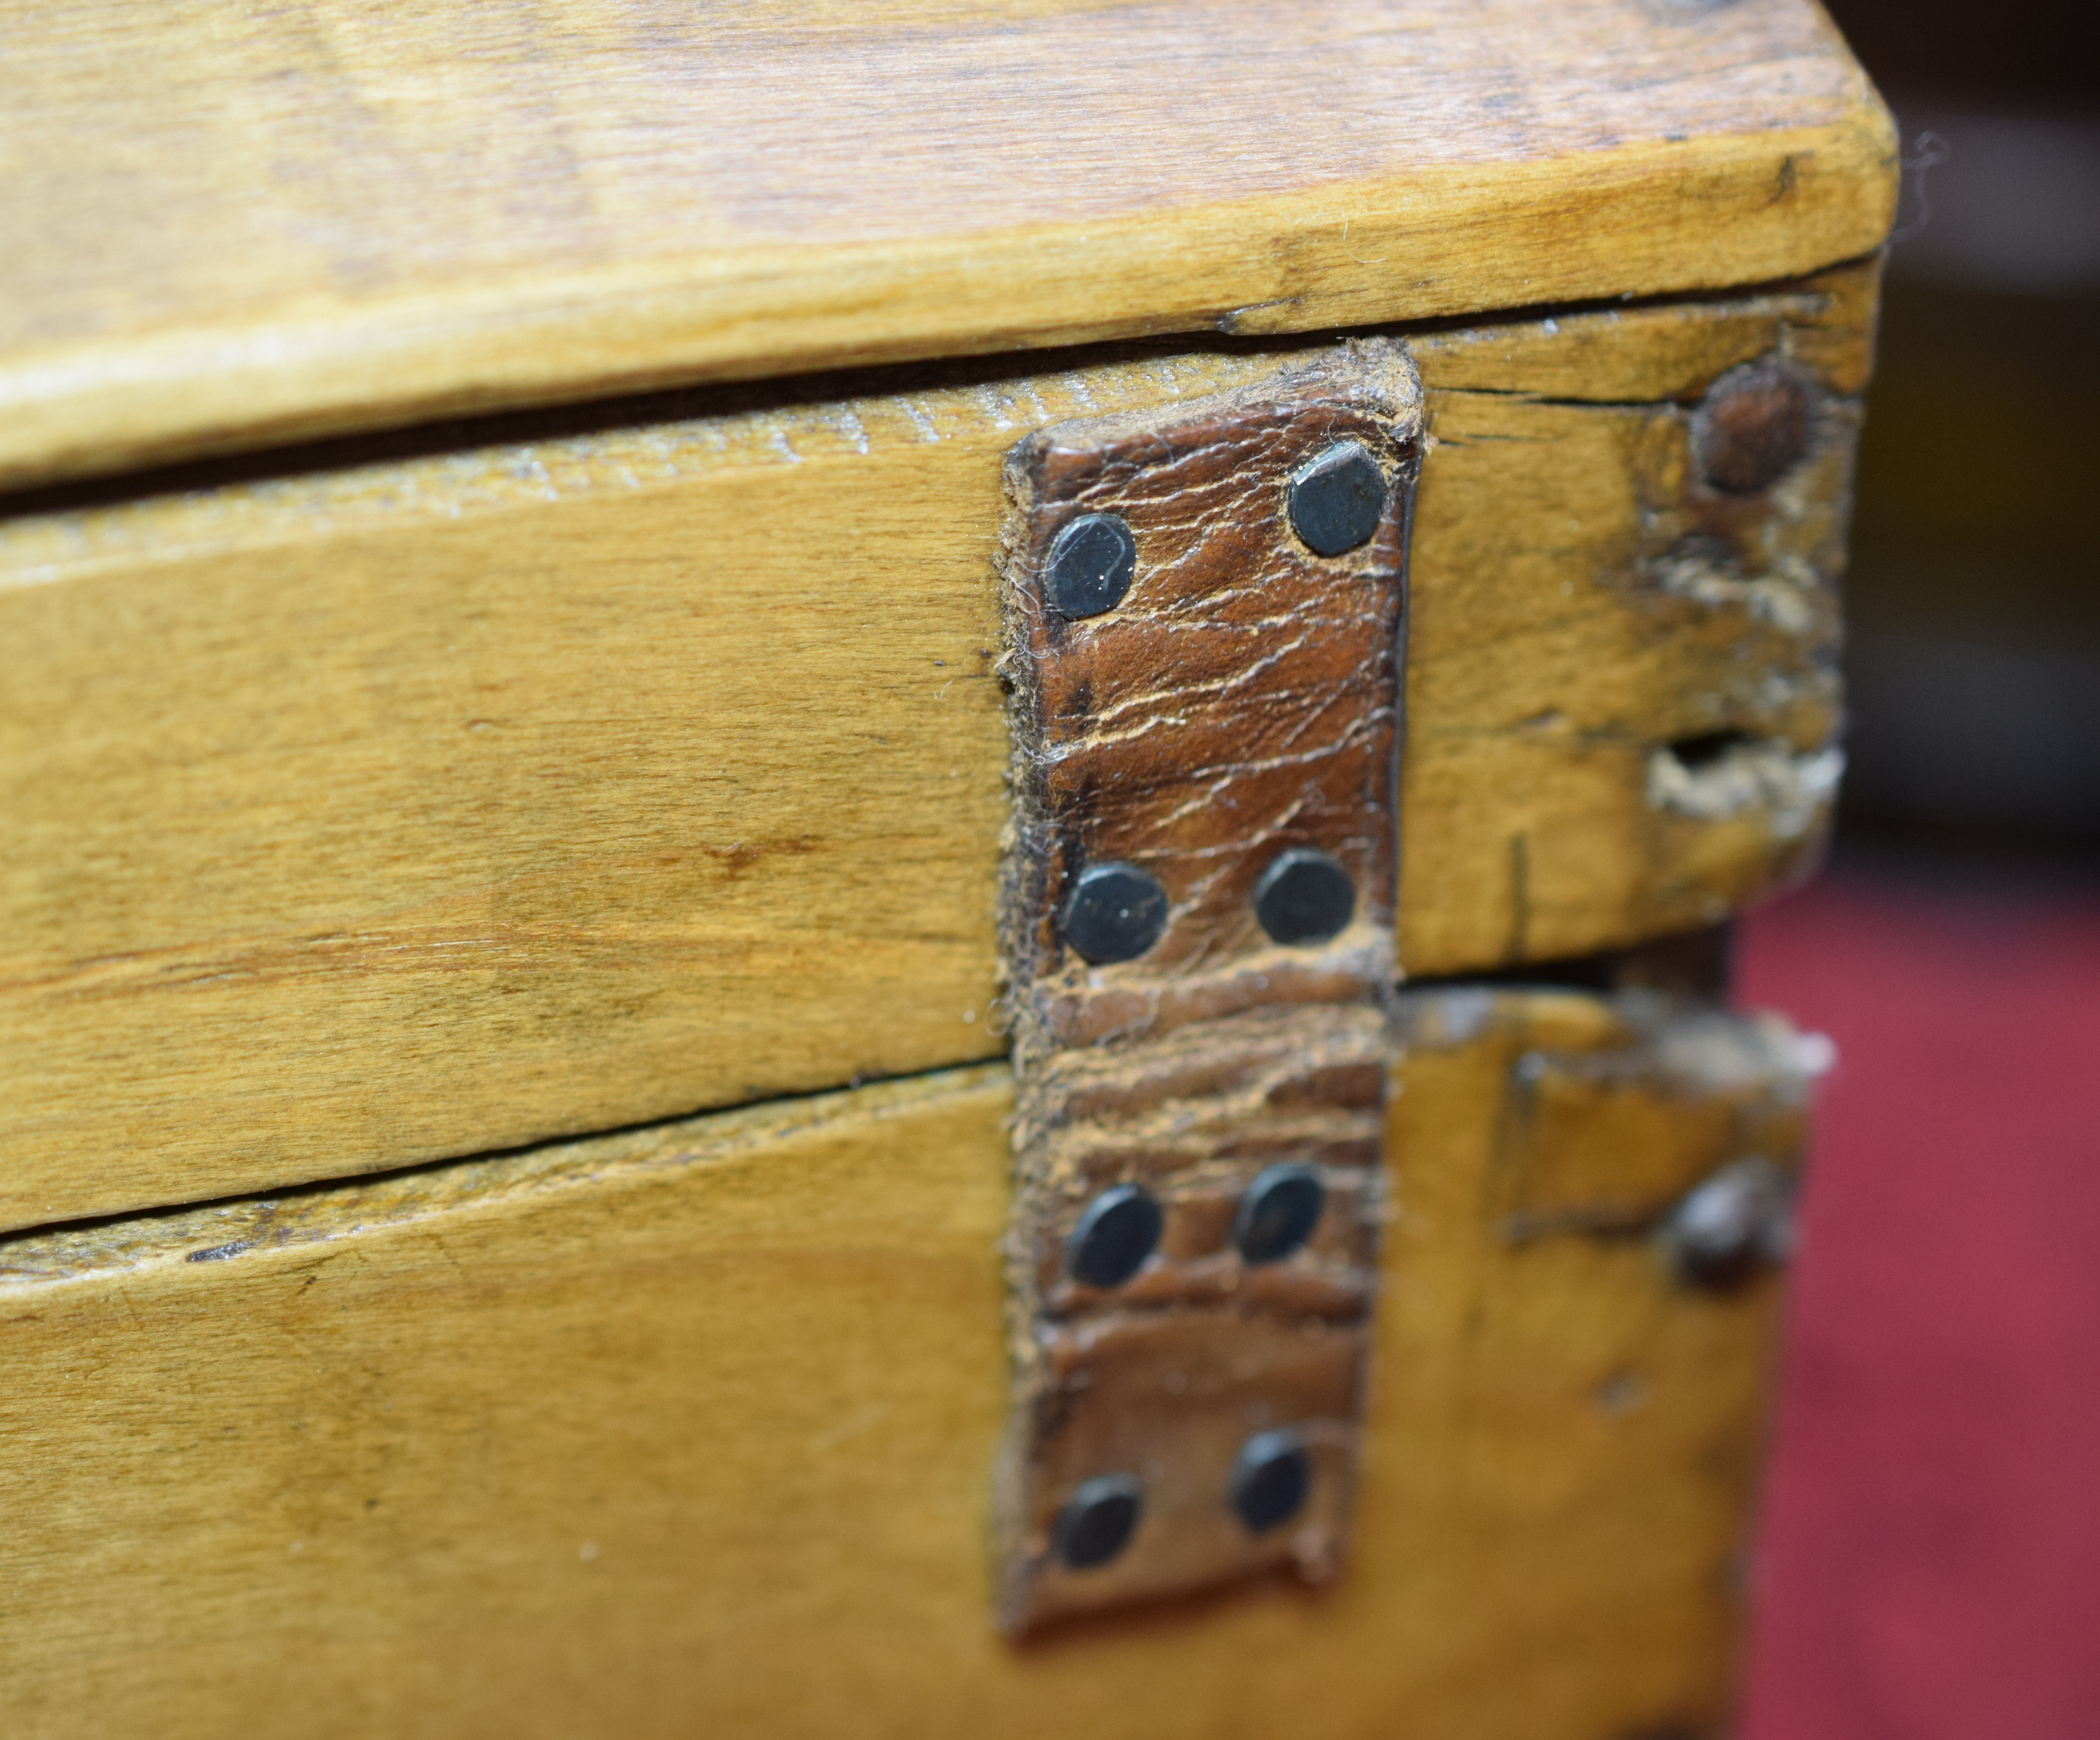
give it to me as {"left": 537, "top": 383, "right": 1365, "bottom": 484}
{"left": 1736, "top": 866, "right": 2100, "bottom": 1738}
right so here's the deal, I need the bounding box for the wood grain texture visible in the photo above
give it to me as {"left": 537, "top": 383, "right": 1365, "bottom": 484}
{"left": 992, "top": 349, "right": 1418, "bottom": 1626}
{"left": 996, "top": 343, "right": 1418, "bottom": 1040}
{"left": 0, "top": 985, "right": 1818, "bottom": 1739}
{"left": 0, "top": 269, "right": 1874, "bottom": 1230}
{"left": 0, "top": 0, "right": 1896, "bottom": 489}
{"left": 1400, "top": 261, "right": 1872, "bottom": 969}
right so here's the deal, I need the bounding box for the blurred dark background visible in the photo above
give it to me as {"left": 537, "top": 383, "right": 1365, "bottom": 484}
{"left": 1820, "top": 0, "right": 2099, "bottom": 853}
{"left": 1737, "top": 2, "right": 2099, "bottom": 1734}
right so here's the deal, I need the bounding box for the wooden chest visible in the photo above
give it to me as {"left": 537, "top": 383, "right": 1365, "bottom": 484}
{"left": 0, "top": 3, "right": 1893, "bottom": 1732}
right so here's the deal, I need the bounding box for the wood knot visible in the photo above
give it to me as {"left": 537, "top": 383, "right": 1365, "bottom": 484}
{"left": 1692, "top": 356, "right": 1813, "bottom": 495}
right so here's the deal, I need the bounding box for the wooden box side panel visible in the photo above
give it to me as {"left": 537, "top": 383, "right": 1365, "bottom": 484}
{"left": 0, "top": 985, "right": 1807, "bottom": 1738}
{"left": 0, "top": 266, "right": 1876, "bottom": 1228}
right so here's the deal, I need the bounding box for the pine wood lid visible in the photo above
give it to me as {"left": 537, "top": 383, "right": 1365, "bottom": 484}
{"left": 1, "top": 0, "right": 1893, "bottom": 490}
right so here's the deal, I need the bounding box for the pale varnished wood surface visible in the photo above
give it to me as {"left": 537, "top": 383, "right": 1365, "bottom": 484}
{"left": 1401, "top": 264, "right": 1872, "bottom": 969}
{"left": 0, "top": 988, "right": 1811, "bottom": 1739}
{"left": 0, "top": 268, "right": 1873, "bottom": 1231}
{"left": 0, "top": 0, "right": 1895, "bottom": 489}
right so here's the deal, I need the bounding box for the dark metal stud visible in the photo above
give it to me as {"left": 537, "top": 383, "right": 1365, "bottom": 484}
{"left": 1046, "top": 511, "right": 1138, "bottom": 618}
{"left": 1063, "top": 862, "right": 1169, "bottom": 964}
{"left": 1663, "top": 1156, "right": 1794, "bottom": 1289}
{"left": 1287, "top": 442, "right": 1388, "bottom": 557}
{"left": 1232, "top": 1163, "right": 1326, "bottom": 1265}
{"left": 1229, "top": 1430, "right": 1311, "bottom": 1535}
{"left": 1054, "top": 1473, "right": 1143, "bottom": 1569}
{"left": 1066, "top": 1183, "right": 1164, "bottom": 1288}
{"left": 1251, "top": 847, "right": 1355, "bottom": 946}
{"left": 1692, "top": 357, "right": 1811, "bottom": 494}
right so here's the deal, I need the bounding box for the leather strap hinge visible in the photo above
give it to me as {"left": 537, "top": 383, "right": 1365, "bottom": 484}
{"left": 992, "top": 341, "right": 1424, "bottom": 1634}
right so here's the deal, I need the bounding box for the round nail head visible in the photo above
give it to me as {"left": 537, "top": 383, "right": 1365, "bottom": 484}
{"left": 1046, "top": 512, "right": 1138, "bottom": 618}
{"left": 1055, "top": 1473, "right": 1143, "bottom": 1569}
{"left": 1066, "top": 1183, "right": 1164, "bottom": 1289}
{"left": 1666, "top": 1156, "right": 1794, "bottom": 1289}
{"left": 1252, "top": 848, "right": 1355, "bottom": 946}
{"left": 1230, "top": 1430, "right": 1311, "bottom": 1535}
{"left": 1064, "top": 862, "right": 1169, "bottom": 964}
{"left": 1288, "top": 442, "right": 1388, "bottom": 557}
{"left": 1693, "top": 358, "right": 1811, "bottom": 495}
{"left": 1233, "top": 1163, "right": 1326, "bottom": 1265}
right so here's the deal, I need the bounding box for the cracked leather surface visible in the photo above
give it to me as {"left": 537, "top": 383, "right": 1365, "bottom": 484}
{"left": 992, "top": 340, "right": 1423, "bottom": 1633}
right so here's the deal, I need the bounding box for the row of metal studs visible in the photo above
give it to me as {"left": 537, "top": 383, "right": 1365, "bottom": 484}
{"left": 1036, "top": 442, "right": 1391, "bottom": 1579}
{"left": 1055, "top": 1428, "right": 1315, "bottom": 1570}
{"left": 1046, "top": 439, "right": 1389, "bottom": 970}
{"left": 1065, "top": 1162, "right": 1327, "bottom": 1290}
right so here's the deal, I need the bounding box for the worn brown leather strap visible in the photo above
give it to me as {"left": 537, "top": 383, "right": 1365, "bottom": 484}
{"left": 992, "top": 341, "right": 1423, "bottom": 1633}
